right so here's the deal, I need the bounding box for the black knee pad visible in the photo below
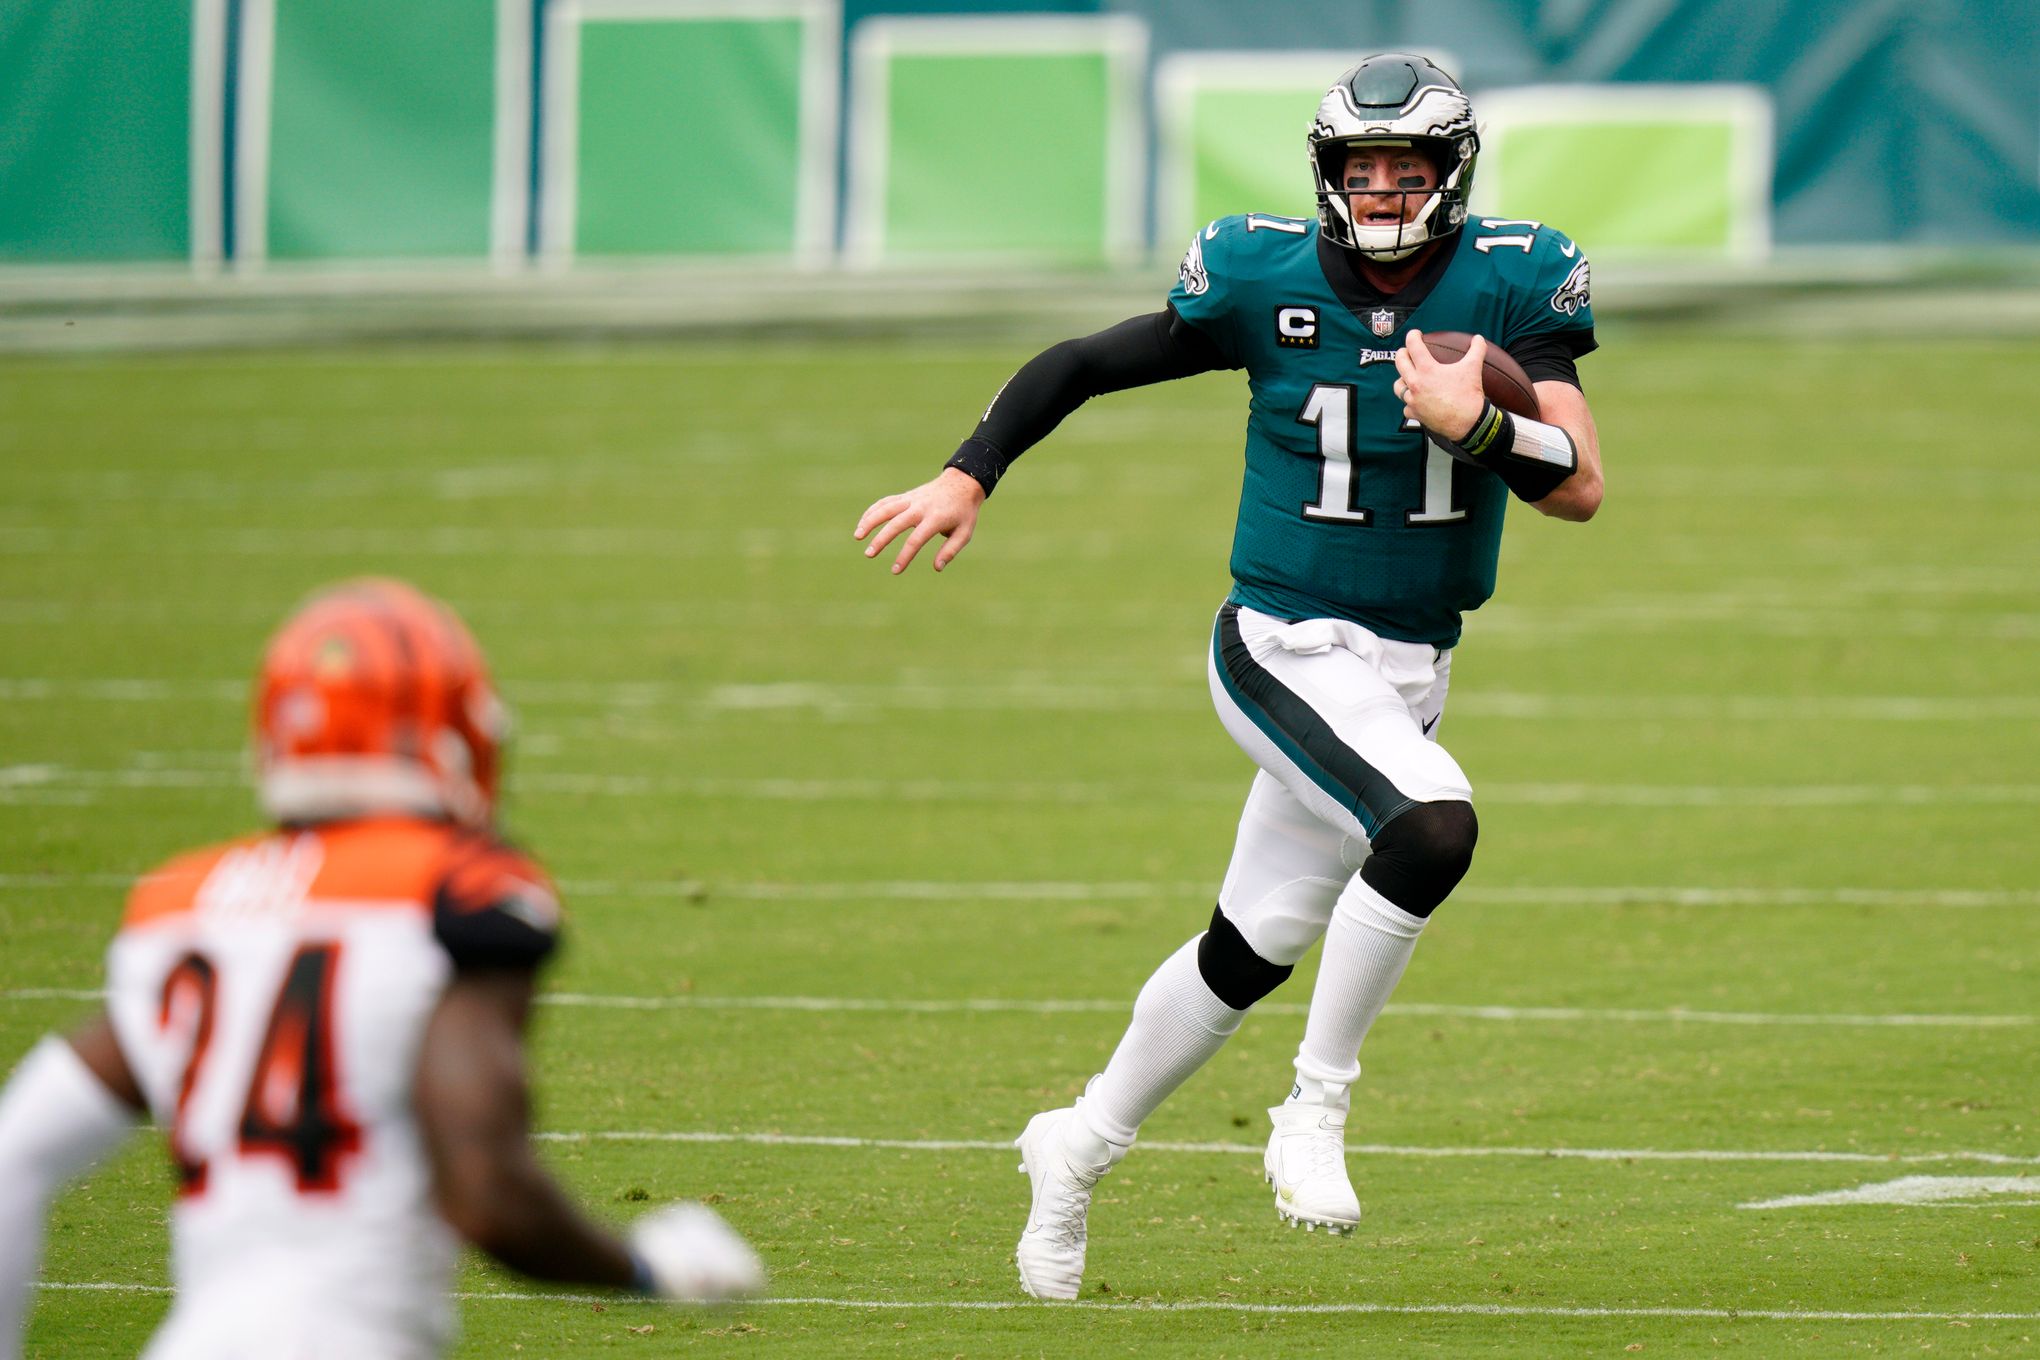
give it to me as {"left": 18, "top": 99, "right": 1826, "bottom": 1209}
{"left": 1359, "top": 799, "right": 1477, "bottom": 917}
{"left": 1196, "top": 905, "right": 1295, "bottom": 1010}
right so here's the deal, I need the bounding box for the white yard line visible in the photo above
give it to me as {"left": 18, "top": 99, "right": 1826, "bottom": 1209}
{"left": 6, "top": 764, "right": 2040, "bottom": 808}
{"left": 31, "top": 1281, "right": 2040, "bottom": 1321}
{"left": 536, "top": 992, "right": 2033, "bottom": 1030}
{"left": 9, "top": 984, "right": 2024, "bottom": 1029}
{"left": 1742, "top": 1175, "right": 2039, "bottom": 1210}
{"left": 527, "top": 1128, "right": 2040, "bottom": 1167}
{"left": 6, "top": 872, "right": 2035, "bottom": 912}
{"left": 4, "top": 676, "right": 2038, "bottom": 724}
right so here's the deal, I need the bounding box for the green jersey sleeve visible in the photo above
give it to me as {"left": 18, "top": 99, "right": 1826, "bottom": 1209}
{"left": 1499, "top": 223, "right": 1595, "bottom": 351}
{"left": 1167, "top": 218, "right": 1245, "bottom": 367}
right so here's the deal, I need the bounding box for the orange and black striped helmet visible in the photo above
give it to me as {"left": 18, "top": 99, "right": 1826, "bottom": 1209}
{"left": 254, "top": 579, "right": 506, "bottom": 827}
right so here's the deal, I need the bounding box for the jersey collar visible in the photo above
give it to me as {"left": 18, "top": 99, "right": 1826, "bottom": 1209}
{"left": 1315, "top": 225, "right": 1466, "bottom": 320}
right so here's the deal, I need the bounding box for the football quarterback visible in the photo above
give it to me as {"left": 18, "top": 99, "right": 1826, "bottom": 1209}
{"left": 0, "top": 580, "right": 763, "bottom": 1358}
{"left": 855, "top": 53, "right": 1604, "bottom": 1300}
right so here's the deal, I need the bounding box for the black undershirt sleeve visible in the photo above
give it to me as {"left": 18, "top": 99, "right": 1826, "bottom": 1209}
{"left": 1509, "top": 327, "right": 1596, "bottom": 391}
{"left": 945, "top": 307, "right": 1233, "bottom": 496}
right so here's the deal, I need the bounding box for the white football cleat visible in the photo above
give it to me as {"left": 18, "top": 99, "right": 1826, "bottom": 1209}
{"left": 629, "top": 1202, "right": 767, "bottom": 1301}
{"left": 1013, "top": 1107, "right": 1110, "bottom": 1300}
{"left": 1263, "top": 1102, "right": 1361, "bottom": 1234}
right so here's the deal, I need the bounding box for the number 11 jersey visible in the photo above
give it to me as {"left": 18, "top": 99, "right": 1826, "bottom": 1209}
{"left": 1170, "top": 213, "right": 1595, "bottom": 648}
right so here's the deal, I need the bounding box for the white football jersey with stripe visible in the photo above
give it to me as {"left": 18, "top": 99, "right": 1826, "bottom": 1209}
{"left": 104, "top": 817, "right": 559, "bottom": 1360}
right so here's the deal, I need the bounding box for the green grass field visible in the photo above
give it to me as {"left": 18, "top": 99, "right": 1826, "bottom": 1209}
{"left": 2, "top": 330, "right": 2037, "bottom": 1356}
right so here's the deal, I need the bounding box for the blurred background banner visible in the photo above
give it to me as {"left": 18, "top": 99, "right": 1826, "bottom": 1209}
{"left": 1, "top": 0, "right": 2035, "bottom": 310}
{"left": 0, "top": 0, "right": 199, "bottom": 263}
{"left": 241, "top": 0, "right": 516, "bottom": 265}
{"left": 540, "top": 0, "right": 839, "bottom": 264}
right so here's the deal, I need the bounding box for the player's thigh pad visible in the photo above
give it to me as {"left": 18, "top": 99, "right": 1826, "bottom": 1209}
{"left": 1209, "top": 604, "right": 1472, "bottom": 845}
{"left": 1215, "top": 770, "right": 1359, "bottom": 966}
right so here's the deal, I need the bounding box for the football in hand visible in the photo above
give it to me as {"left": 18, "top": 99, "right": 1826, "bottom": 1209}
{"left": 1415, "top": 331, "right": 1540, "bottom": 419}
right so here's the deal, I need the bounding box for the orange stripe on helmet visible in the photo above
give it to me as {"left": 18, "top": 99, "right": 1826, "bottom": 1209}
{"left": 255, "top": 578, "right": 503, "bottom": 827}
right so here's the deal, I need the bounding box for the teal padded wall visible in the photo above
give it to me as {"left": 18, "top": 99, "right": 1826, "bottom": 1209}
{"left": 1117, "top": 0, "right": 2040, "bottom": 246}
{"left": 0, "top": 0, "right": 191, "bottom": 262}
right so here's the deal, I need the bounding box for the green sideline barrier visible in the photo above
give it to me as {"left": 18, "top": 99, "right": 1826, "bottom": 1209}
{"left": 540, "top": 0, "right": 838, "bottom": 261}
{"left": 0, "top": 0, "right": 206, "bottom": 262}
{"left": 846, "top": 15, "right": 1147, "bottom": 266}
{"left": 1470, "top": 85, "right": 1772, "bottom": 260}
{"left": 1152, "top": 50, "right": 1457, "bottom": 249}
{"left": 238, "top": 0, "right": 523, "bottom": 264}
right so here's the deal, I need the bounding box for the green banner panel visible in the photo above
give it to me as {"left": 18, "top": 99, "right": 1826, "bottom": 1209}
{"left": 575, "top": 19, "right": 803, "bottom": 256}
{"left": 1179, "top": 86, "right": 1319, "bottom": 237}
{"left": 0, "top": 0, "right": 190, "bottom": 262}
{"left": 263, "top": 0, "right": 500, "bottom": 260}
{"left": 1479, "top": 122, "right": 1735, "bottom": 253}
{"left": 1471, "top": 88, "right": 1769, "bottom": 259}
{"left": 871, "top": 51, "right": 1115, "bottom": 261}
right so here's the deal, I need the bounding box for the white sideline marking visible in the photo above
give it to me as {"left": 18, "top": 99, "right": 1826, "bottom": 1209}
{"left": 1741, "top": 1176, "right": 2038, "bottom": 1210}
{"left": 6, "top": 985, "right": 2026, "bottom": 1031}
{"left": 6, "top": 871, "right": 2036, "bottom": 913}
{"left": 556, "top": 878, "right": 2040, "bottom": 911}
{"left": 4, "top": 676, "right": 2038, "bottom": 724}
{"left": 528, "top": 1128, "right": 2040, "bottom": 1167}
{"left": 698, "top": 682, "right": 2040, "bottom": 724}
{"left": 7, "top": 764, "right": 2040, "bottom": 808}
{"left": 537, "top": 992, "right": 2033, "bottom": 1030}
{"left": 33, "top": 1281, "right": 2040, "bottom": 1322}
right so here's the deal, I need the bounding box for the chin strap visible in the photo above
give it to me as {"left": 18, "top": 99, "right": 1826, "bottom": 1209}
{"left": 1430, "top": 400, "right": 1577, "bottom": 503}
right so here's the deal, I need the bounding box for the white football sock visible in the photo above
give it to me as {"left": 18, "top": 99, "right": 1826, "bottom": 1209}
{"left": 1292, "top": 876, "right": 1427, "bottom": 1097}
{"left": 1075, "top": 935, "right": 1246, "bottom": 1154}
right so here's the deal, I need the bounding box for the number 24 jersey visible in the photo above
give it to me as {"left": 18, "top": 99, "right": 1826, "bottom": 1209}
{"left": 103, "top": 816, "right": 560, "bottom": 1350}
{"left": 1170, "top": 213, "right": 1594, "bottom": 649}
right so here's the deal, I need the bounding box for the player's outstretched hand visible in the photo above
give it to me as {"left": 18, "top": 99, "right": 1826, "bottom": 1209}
{"left": 630, "top": 1202, "right": 767, "bottom": 1302}
{"left": 854, "top": 467, "right": 986, "bottom": 574}
{"left": 1394, "top": 329, "right": 1487, "bottom": 442}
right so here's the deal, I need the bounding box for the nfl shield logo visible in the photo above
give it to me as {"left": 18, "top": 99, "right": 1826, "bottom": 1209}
{"left": 1369, "top": 308, "right": 1397, "bottom": 338}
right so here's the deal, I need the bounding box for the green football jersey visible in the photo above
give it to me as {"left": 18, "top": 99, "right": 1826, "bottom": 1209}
{"left": 1169, "top": 213, "right": 1595, "bottom": 648}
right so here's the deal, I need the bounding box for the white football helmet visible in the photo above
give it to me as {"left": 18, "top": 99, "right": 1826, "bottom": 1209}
{"left": 1310, "top": 53, "right": 1480, "bottom": 262}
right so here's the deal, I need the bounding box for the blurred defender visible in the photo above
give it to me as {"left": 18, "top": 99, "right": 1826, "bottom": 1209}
{"left": 0, "top": 579, "right": 761, "bottom": 1358}
{"left": 855, "top": 55, "right": 1604, "bottom": 1298}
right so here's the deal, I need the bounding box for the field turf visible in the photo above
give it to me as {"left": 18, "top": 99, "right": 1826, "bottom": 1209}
{"left": 2, "top": 331, "right": 2037, "bottom": 1356}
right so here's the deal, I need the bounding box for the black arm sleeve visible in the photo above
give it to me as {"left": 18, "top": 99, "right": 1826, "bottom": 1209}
{"left": 1509, "top": 327, "right": 1597, "bottom": 391}
{"left": 944, "top": 307, "right": 1233, "bottom": 496}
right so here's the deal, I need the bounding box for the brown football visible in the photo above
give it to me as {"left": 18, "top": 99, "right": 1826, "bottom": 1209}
{"left": 1415, "top": 331, "right": 1540, "bottom": 419}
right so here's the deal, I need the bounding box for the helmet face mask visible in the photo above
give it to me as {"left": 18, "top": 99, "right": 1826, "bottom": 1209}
{"left": 1310, "top": 54, "right": 1480, "bottom": 262}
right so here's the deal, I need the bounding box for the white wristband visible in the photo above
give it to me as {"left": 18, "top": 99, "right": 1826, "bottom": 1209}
{"left": 1505, "top": 412, "right": 1578, "bottom": 470}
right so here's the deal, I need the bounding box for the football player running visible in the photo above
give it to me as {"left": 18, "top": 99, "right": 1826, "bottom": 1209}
{"left": 854, "top": 55, "right": 1603, "bottom": 1300}
{"left": 0, "top": 580, "right": 763, "bottom": 1358}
